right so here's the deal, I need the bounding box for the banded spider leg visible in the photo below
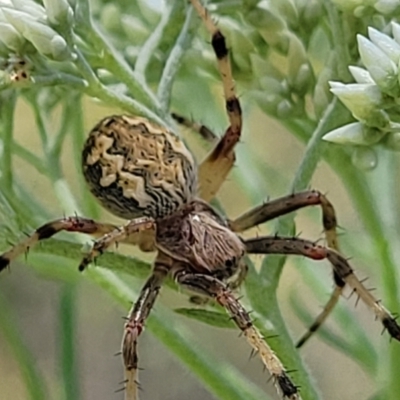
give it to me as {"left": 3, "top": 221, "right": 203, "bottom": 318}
{"left": 244, "top": 236, "right": 400, "bottom": 341}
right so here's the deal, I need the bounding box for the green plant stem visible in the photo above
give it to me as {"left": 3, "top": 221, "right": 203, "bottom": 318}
{"left": 322, "top": 0, "right": 352, "bottom": 82}
{"left": 68, "top": 95, "right": 100, "bottom": 218}
{"left": 59, "top": 283, "right": 81, "bottom": 400}
{"left": 157, "top": 6, "right": 196, "bottom": 112}
{"left": 291, "top": 98, "right": 338, "bottom": 191}
{"left": 0, "top": 90, "right": 17, "bottom": 192}
{"left": 11, "top": 141, "right": 46, "bottom": 174}
{"left": 32, "top": 73, "right": 88, "bottom": 89}
{"left": 135, "top": 1, "right": 175, "bottom": 78}
{"left": 74, "top": 0, "right": 161, "bottom": 112}
{"left": 73, "top": 48, "right": 169, "bottom": 126}
{"left": 85, "top": 28, "right": 161, "bottom": 114}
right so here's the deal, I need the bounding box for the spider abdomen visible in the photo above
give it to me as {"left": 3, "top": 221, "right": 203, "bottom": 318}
{"left": 82, "top": 115, "right": 197, "bottom": 219}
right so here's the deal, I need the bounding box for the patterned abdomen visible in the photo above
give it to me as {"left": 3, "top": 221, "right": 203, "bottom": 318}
{"left": 82, "top": 116, "right": 197, "bottom": 219}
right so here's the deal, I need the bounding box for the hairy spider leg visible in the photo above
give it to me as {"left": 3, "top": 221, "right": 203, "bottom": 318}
{"left": 0, "top": 217, "right": 129, "bottom": 271}
{"left": 174, "top": 269, "right": 301, "bottom": 400}
{"left": 123, "top": 256, "right": 169, "bottom": 400}
{"left": 78, "top": 217, "right": 155, "bottom": 271}
{"left": 190, "top": 0, "right": 242, "bottom": 202}
{"left": 245, "top": 236, "right": 400, "bottom": 342}
{"left": 0, "top": 216, "right": 159, "bottom": 273}
{"left": 228, "top": 190, "right": 346, "bottom": 346}
{"left": 171, "top": 112, "right": 218, "bottom": 143}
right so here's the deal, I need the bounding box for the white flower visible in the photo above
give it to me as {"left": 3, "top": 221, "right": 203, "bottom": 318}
{"left": 368, "top": 27, "right": 400, "bottom": 64}
{"left": 323, "top": 122, "right": 385, "bottom": 145}
{"left": 357, "top": 34, "right": 399, "bottom": 95}
{"left": 348, "top": 66, "right": 374, "bottom": 84}
{"left": 330, "top": 82, "right": 382, "bottom": 121}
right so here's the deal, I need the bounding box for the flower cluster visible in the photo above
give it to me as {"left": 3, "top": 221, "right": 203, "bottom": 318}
{"left": 0, "top": 0, "right": 72, "bottom": 60}
{"left": 324, "top": 23, "right": 400, "bottom": 169}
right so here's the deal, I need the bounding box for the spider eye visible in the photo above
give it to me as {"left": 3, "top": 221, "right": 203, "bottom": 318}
{"left": 82, "top": 115, "right": 197, "bottom": 219}
{"left": 225, "top": 258, "right": 235, "bottom": 268}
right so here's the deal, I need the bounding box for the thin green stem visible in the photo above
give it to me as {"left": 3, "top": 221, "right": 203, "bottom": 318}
{"left": 67, "top": 94, "right": 100, "bottom": 218}
{"left": 32, "top": 73, "right": 88, "bottom": 89}
{"left": 59, "top": 284, "right": 81, "bottom": 400}
{"left": 157, "top": 6, "right": 196, "bottom": 112}
{"left": 25, "top": 94, "right": 49, "bottom": 149}
{"left": 11, "top": 141, "right": 46, "bottom": 175}
{"left": 321, "top": 0, "right": 352, "bottom": 82}
{"left": 0, "top": 90, "right": 17, "bottom": 192}
{"left": 135, "top": 2, "right": 175, "bottom": 79}
{"left": 50, "top": 100, "right": 73, "bottom": 158}
{"left": 73, "top": 49, "right": 170, "bottom": 127}
{"left": 74, "top": 0, "right": 161, "bottom": 112}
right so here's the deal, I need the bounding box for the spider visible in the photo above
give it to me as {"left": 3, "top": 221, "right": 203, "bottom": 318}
{"left": 1, "top": 1, "right": 400, "bottom": 399}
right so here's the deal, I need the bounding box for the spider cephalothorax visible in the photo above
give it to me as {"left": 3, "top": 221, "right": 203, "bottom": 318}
{"left": 2, "top": 1, "right": 400, "bottom": 400}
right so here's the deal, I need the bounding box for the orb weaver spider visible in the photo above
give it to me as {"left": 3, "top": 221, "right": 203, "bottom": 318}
{"left": 1, "top": 1, "right": 400, "bottom": 399}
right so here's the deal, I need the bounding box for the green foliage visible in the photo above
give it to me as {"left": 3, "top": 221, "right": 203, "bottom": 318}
{"left": 1, "top": 0, "right": 400, "bottom": 399}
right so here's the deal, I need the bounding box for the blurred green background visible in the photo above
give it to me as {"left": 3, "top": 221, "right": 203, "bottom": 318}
{"left": 1, "top": 0, "right": 400, "bottom": 399}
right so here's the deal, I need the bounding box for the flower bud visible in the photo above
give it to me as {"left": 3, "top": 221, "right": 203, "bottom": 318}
{"left": 301, "top": 0, "right": 323, "bottom": 28}
{"left": 0, "top": 22, "right": 24, "bottom": 51}
{"left": 287, "top": 32, "right": 308, "bottom": 88}
{"left": 383, "top": 131, "right": 400, "bottom": 150}
{"left": 10, "top": 0, "right": 46, "bottom": 20}
{"left": 250, "top": 53, "right": 283, "bottom": 81}
{"left": 330, "top": 82, "right": 388, "bottom": 127}
{"left": 245, "top": 5, "right": 286, "bottom": 31}
{"left": 43, "top": 0, "right": 73, "bottom": 27}
{"left": 275, "top": 0, "right": 298, "bottom": 28}
{"left": 259, "top": 76, "right": 287, "bottom": 95}
{"left": 357, "top": 34, "right": 399, "bottom": 96}
{"left": 293, "top": 63, "right": 313, "bottom": 95}
{"left": 3, "top": 8, "right": 71, "bottom": 60}
{"left": 391, "top": 22, "right": 400, "bottom": 44}
{"left": 348, "top": 66, "right": 374, "bottom": 84}
{"left": 331, "top": 0, "right": 364, "bottom": 12}
{"left": 245, "top": 5, "right": 288, "bottom": 50}
{"left": 251, "top": 90, "right": 284, "bottom": 116}
{"left": 374, "top": 0, "right": 400, "bottom": 14}
{"left": 313, "top": 57, "right": 334, "bottom": 117}
{"left": 323, "top": 122, "right": 385, "bottom": 145}
{"left": 276, "top": 99, "right": 294, "bottom": 118}
{"left": 368, "top": 27, "right": 400, "bottom": 64}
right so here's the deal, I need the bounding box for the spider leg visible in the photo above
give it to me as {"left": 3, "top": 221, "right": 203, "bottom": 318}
{"left": 0, "top": 217, "right": 120, "bottom": 271}
{"left": 123, "top": 254, "right": 169, "bottom": 400}
{"left": 171, "top": 112, "right": 218, "bottom": 143}
{"left": 78, "top": 217, "right": 155, "bottom": 271}
{"left": 190, "top": 0, "right": 242, "bottom": 202}
{"left": 245, "top": 236, "right": 400, "bottom": 342}
{"left": 0, "top": 216, "right": 157, "bottom": 273}
{"left": 229, "top": 190, "right": 345, "bottom": 347}
{"left": 174, "top": 269, "right": 300, "bottom": 400}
